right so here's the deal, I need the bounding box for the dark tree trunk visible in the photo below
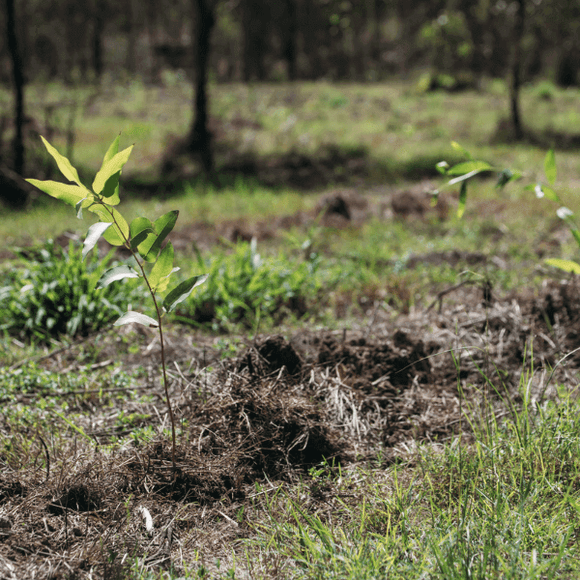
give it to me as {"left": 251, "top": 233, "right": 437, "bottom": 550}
{"left": 284, "top": 0, "right": 297, "bottom": 80}
{"left": 3, "top": 0, "right": 27, "bottom": 208}
{"left": 189, "top": 0, "right": 215, "bottom": 176}
{"left": 510, "top": 0, "right": 525, "bottom": 140}
{"left": 92, "top": 0, "right": 105, "bottom": 81}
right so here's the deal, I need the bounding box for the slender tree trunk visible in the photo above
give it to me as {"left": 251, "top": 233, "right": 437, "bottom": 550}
{"left": 189, "top": 0, "right": 215, "bottom": 176}
{"left": 92, "top": 0, "right": 105, "bottom": 81}
{"left": 510, "top": 0, "right": 525, "bottom": 140}
{"left": 2, "top": 0, "right": 27, "bottom": 209}
{"left": 284, "top": 0, "right": 297, "bottom": 80}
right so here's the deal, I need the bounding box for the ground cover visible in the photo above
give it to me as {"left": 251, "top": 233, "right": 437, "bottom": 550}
{"left": 2, "top": 79, "right": 580, "bottom": 578}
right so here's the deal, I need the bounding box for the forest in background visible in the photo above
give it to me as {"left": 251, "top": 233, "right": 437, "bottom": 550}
{"left": 1, "top": 0, "right": 580, "bottom": 208}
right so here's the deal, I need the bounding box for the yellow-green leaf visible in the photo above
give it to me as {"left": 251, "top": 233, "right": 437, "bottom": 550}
{"left": 545, "top": 258, "right": 580, "bottom": 274}
{"left": 92, "top": 145, "right": 134, "bottom": 194}
{"left": 39, "top": 136, "right": 83, "bottom": 186}
{"left": 87, "top": 204, "right": 130, "bottom": 246}
{"left": 149, "top": 242, "right": 174, "bottom": 291}
{"left": 26, "top": 179, "right": 93, "bottom": 207}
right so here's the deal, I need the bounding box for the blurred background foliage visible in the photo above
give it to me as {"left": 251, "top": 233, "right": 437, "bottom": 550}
{"left": 1, "top": 0, "right": 580, "bottom": 207}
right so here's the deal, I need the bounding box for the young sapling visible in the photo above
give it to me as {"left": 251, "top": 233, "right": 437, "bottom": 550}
{"left": 27, "top": 135, "right": 207, "bottom": 468}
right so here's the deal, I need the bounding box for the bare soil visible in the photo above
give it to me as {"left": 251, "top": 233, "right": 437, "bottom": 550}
{"left": 2, "top": 274, "right": 579, "bottom": 578}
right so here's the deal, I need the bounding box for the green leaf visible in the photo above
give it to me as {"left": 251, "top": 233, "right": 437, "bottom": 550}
{"left": 82, "top": 222, "right": 112, "bottom": 260}
{"left": 163, "top": 274, "right": 208, "bottom": 313}
{"left": 87, "top": 204, "right": 130, "bottom": 246}
{"left": 544, "top": 149, "right": 556, "bottom": 185}
{"left": 130, "top": 217, "right": 155, "bottom": 249}
{"left": 447, "top": 170, "right": 483, "bottom": 186}
{"left": 26, "top": 179, "right": 91, "bottom": 206}
{"left": 99, "top": 172, "right": 121, "bottom": 205}
{"left": 149, "top": 241, "right": 175, "bottom": 291}
{"left": 545, "top": 258, "right": 580, "bottom": 274}
{"left": 97, "top": 265, "right": 139, "bottom": 289}
{"left": 457, "top": 180, "right": 467, "bottom": 219}
{"left": 39, "top": 135, "right": 83, "bottom": 186}
{"left": 138, "top": 210, "right": 179, "bottom": 262}
{"left": 540, "top": 184, "right": 560, "bottom": 202}
{"left": 92, "top": 145, "right": 134, "bottom": 194}
{"left": 114, "top": 311, "right": 159, "bottom": 328}
{"left": 451, "top": 141, "right": 473, "bottom": 160}
{"left": 435, "top": 161, "right": 449, "bottom": 175}
{"left": 447, "top": 160, "right": 493, "bottom": 176}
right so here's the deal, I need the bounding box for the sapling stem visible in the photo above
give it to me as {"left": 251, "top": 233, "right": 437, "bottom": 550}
{"left": 99, "top": 198, "right": 177, "bottom": 469}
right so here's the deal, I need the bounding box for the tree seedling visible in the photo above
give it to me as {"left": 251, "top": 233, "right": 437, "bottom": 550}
{"left": 27, "top": 135, "right": 207, "bottom": 468}
{"left": 437, "top": 143, "right": 580, "bottom": 276}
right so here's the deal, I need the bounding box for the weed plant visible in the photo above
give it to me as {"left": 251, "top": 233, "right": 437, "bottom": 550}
{"left": 174, "top": 239, "right": 323, "bottom": 331}
{"left": 0, "top": 239, "right": 146, "bottom": 342}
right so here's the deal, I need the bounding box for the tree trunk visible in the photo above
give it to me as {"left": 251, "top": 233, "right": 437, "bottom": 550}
{"left": 284, "top": 0, "right": 297, "bottom": 80}
{"left": 510, "top": 0, "right": 525, "bottom": 140}
{"left": 3, "top": 0, "right": 27, "bottom": 208}
{"left": 92, "top": 0, "right": 105, "bottom": 81}
{"left": 189, "top": 0, "right": 215, "bottom": 177}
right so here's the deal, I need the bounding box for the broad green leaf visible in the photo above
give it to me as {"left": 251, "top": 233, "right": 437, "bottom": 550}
{"left": 451, "top": 141, "right": 473, "bottom": 160}
{"left": 448, "top": 169, "right": 484, "bottom": 186}
{"left": 156, "top": 266, "right": 180, "bottom": 294}
{"left": 149, "top": 242, "right": 174, "bottom": 291}
{"left": 541, "top": 185, "right": 559, "bottom": 202}
{"left": 82, "top": 222, "right": 112, "bottom": 260}
{"left": 447, "top": 160, "right": 493, "bottom": 176}
{"left": 496, "top": 168, "right": 520, "bottom": 188}
{"left": 99, "top": 172, "right": 121, "bottom": 205}
{"left": 130, "top": 217, "right": 155, "bottom": 249}
{"left": 92, "top": 145, "right": 134, "bottom": 194}
{"left": 87, "top": 204, "right": 130, "bottom": 246}
{"left": 98, "top": 134, "right": 121, "bottom": 203}
{"left": 163, "top": 274, "right": 208, "bottom": 313}
{"left": 26, "top": 179, "right": 90, "bottom": 206}
{"left": 39, "top": 135, "right": 83, "bottom": 186}
{"left": 97, "top": 265, "right": 139, "bottom": 289}
{"left": 114, "top": 311, "right": 159, "bottom": 328}
{"left": 138, "top": 210, "right": 179, "bottom": 262}
{"left": 457, "top": 180, "right": 467, "bottom": 219}
{"left": 544, "top": 149, "right": 556, "bottom": 185}
{"left": 545, "top": 258, "right": 580, "bottom": 274}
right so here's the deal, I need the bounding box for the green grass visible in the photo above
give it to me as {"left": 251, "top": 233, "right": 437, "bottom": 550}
{"left": 242, "top": 381, "right": 580, "bottom": 579}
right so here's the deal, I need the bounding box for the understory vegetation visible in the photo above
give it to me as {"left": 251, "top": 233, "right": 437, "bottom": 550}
{"left": 2, "top": 79, "right": 580, "bottom": 579}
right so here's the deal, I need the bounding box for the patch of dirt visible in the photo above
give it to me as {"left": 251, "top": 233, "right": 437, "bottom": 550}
{"left": 3, "top": 269, "right": 580, "bottom": 577}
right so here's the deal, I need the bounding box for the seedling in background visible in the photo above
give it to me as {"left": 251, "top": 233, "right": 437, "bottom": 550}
{"left": 437, "top": 143, "right": 580, "bottom": 276}
{"left": 27, "top": 135, "right": 207, "bottom": 468}
{"left": 434, "top": 141, "right": 521, "bottom": 218}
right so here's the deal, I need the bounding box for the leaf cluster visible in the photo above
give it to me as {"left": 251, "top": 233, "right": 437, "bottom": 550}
{"left": 26, "top": 135, "right": 206, "bottom": 330}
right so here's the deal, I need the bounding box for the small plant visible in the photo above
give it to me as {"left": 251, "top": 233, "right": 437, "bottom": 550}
{"left": 436, "top": 143, "right": 580, "bottom": 276}
{"left": 175, "top": 238, "right": 321, "bottom": 331}
{"left": 26, "top": 135, "right": 207, "bottom": 467}
{"left": 0, "top": 239, "right": 144, "bottom": 341}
